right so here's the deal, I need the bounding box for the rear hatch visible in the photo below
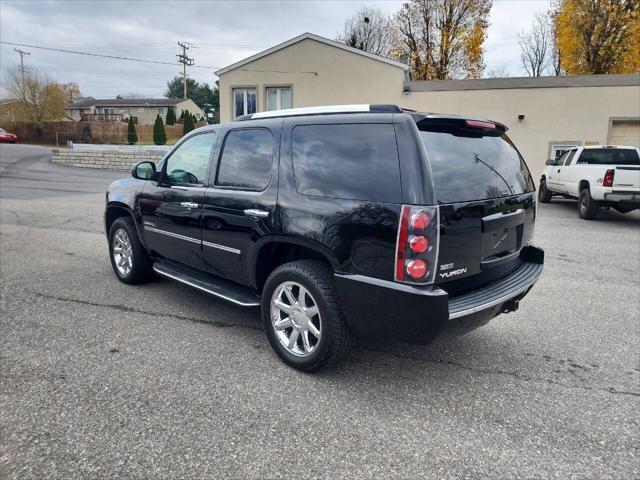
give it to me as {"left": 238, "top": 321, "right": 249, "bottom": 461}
{"left": 416, "top": 115, "right": 537, "bottom": 296}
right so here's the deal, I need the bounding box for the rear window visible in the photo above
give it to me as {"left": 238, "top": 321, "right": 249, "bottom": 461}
{"left": 577, "top": 148, "right": 639, "bottom": 165}
{"left": 419, "top": 130, "right": 535, "bottom": 204}
{"left": 292, "top": 124, "right": 401, "bottom": 203}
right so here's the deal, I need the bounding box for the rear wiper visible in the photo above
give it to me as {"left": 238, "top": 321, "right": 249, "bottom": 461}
{"left": 474, "top": 153, "right": 514, "bottom": 196}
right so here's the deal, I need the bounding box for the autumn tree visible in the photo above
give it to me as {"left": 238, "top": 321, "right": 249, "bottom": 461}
{"left": 6, "top": 69, "right": 66, "bottom": 125}
{"left": 393, "top": 0, "right": 492, "bottom": 80}
{"left": 337, "top": 6, "right": 394, "bottom": 57}
{"left": 60, "top": 82, "right": 82, "bottom": 103}
{"left": 555, "top": 0, "right": 639, "bottom": 74}
{"left": 519, "top": 13, "right": 554, "bottom": 76}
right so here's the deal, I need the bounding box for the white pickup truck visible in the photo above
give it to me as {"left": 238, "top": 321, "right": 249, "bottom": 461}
{"left": 539, "top": 145, "right": 640, "bottom": 219}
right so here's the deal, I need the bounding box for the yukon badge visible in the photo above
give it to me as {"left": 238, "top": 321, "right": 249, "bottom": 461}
{"left": 439, "top": 268, "right": 468, "bottom": 279}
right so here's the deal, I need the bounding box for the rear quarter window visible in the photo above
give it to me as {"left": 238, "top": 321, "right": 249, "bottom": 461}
{"left": 420, "top": 130, "right": 535, "bottom": 204}
{"left": 292, "top": 124, "right": 402, "bottom": 203}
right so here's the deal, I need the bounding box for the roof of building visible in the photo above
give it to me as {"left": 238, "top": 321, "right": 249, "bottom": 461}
{"left": 65, "top": 97, "right": 191, "bottom": 109}
{"left": 404, "top": 73, "right": 640, "bottom": 92}
{"left": 214, "top": 32, "right": 410, "bottom": 76}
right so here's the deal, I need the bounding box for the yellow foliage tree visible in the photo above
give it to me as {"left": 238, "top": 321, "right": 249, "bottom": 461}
{"left": 7, "top": 69, "right": 66, "bottom": 125}
{"left": 555, "top": 0, "right": 640, "bottom": 74}
{"left": 393, "top": 0, "right": 492, "bottom": 80}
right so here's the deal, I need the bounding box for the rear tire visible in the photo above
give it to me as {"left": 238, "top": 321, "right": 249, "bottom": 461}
{"left": 578, "top": 188, "right": 600, "bottom": 220}
{"left": 262, "top": 260, "right": 351, "bottom": 372}
{"left": 538, "top": 179, "right": 552, "bottom": 203}
{"left": 108, "top": 217, "right": 153, "bottom": 284}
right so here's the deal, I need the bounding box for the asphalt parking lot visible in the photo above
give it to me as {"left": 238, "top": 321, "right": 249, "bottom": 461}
{"left": 1, "top": 144, "right": 639, "bottom": 479}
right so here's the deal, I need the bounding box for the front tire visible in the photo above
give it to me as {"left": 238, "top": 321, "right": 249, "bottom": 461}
{"left": 262, "top": 260, "right": 351, "bottom": 372}
{"left": 538, "top": 179, "right": 552, "bottom": 203}
{"left": 578, "top": 188, "right": 600, "bottom": 220}
{"left": 108, "top": 217, "right": 153, "bottom": 284}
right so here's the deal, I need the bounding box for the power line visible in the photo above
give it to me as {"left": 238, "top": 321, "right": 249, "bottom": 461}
{"left": 0, "top": 41, "right": 220, "bottom": 69}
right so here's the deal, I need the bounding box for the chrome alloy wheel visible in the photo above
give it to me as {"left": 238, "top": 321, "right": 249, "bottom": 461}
{"left": 112, "top": 228, "right": 133, "bottom": 276}
{"left": 270, "top": 281, "right": 322, "bottom": 357}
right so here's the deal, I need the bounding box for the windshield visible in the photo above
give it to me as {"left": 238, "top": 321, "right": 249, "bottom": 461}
{"left": 577, "top": 148, "right": 639, "bottom": 166}
{"left": 420, "top": 130, "right": 535, "bottom": 204}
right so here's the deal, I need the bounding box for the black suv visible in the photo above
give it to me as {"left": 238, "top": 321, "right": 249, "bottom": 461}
{"left": 105, "top": 105, "right": 544, "bottom": 371}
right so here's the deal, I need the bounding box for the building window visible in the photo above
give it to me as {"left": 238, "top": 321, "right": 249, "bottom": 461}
{"left": 233, "top": 88, "right": 256, "bottom": 118}
{"left": 159, "top": 107, "right": 168, "bottom": 115}
{"left": 266, "top": 87, "right": 291, "bottom": 111}
{"left": 102, "top": 108, "right": 115, "bottom": 114}
{"left": 549, "top": 142, "right": 580, "bottom": 161}
{"left": 138, "top": 107, "right": 145, "bottom": 113}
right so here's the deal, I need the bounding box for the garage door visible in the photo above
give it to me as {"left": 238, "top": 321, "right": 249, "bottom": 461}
{"left": 608, "top": 119, "right": 640, "bottom": 148}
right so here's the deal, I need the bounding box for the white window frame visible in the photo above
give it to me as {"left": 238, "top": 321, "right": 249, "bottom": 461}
{"left": 102, "top": 107, "right": 115, "bottom": 114}
{"left": 159, "top": 107, "right": 168, "bottom": 115}
{"left": 138, "top": 107, "right": 145, "bottom": 113}
{"left": 548, "top": 141, "right": 582, "bottom": 161}
{"left": 232, "top": 87, "right": 257, "bottom": 118}
{"left": 265, "top": 86, "right": 292, "bottom": 111}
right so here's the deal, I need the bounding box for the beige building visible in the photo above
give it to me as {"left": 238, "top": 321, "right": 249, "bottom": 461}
{"left": 215, "top": 32, "right": 640, "bottom": 178}
{"left": 64, "top": 97, "right": 205, "bottom": 125}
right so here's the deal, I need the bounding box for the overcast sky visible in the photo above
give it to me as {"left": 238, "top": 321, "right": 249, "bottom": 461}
{"left": 0, "top": 0, "right": 551, "bottom": 99}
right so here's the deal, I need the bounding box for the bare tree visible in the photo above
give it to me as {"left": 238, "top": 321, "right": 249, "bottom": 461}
{"left": 393, "top": 0, "right": 492, "bottom": 80}
{"left": 337, "top": 6, "right": 394, "bottom": 57}
{"left": 6, "top": 68, "right": 66, "bottom": 125}
{"left": 485, "top": 66, "right": 510, "bottom": 78}
{"left": 519, "top": 13, "right": 554, "bottom": 76}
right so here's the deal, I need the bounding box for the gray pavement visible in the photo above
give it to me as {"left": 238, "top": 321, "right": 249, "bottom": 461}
{"left": 1, "top": 143, "right": 639, "bottom": 479}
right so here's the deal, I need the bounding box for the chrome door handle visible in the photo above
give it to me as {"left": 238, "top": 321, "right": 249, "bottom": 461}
{"left": 180, "top": 202, "right": 199, "bottom": 209}
{"left": 244, "top": 209, "right": 269, "bottom": 219}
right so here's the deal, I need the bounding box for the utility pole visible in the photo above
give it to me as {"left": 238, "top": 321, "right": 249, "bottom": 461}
{"left": 177, "top": 42, "right": 194, "bottom": 100}
{"left": 14, "top": 48, "right": 30, "bottom": 91}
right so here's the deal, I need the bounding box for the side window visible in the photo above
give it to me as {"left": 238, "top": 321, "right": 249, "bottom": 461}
{"left": 292, "top": 124, "right": 401, "bottom": 203}
{"left": 564, "top": 150, "right": 576, "bottom": 166}
{"left": 216, "top": 129, "right": 273, "bottom": 190}
{"left": 165, "top": 132, "right": 215, "bottom": 185}
{"left": 555, "top": 151, "right": 570, "bottom": 166}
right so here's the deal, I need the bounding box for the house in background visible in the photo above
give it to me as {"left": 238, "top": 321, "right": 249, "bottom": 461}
{"left": 215, "top": 32, "right": 640, "bottom": 178}
{"left": 64, "top": 97, "right": 205, "bottom": 125}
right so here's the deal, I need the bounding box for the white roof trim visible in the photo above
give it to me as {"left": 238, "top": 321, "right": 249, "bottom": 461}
{"left": 215, "top": 32, "right": 409, "bottom": 76}
{"left": 251, "top": 104, "right": 370, "bottom": 119}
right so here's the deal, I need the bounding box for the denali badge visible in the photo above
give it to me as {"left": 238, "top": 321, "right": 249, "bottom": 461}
{"left": 143, "top": 220, "right": 156, "bottom": 227}
{"left": 440, "top": 263, "right": 455, "bottom": 271}
{"left": 439, "top": 268, "right": 468, "bottom": 279}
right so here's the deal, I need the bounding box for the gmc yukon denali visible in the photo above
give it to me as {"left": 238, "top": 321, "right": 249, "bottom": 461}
{"left": 105, "top": 105, "right": 544, "bottom": 371}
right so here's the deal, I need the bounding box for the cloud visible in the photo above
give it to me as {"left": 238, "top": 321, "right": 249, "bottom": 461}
{"left": 1, "top": 0, "right": 549, "bottom": 99}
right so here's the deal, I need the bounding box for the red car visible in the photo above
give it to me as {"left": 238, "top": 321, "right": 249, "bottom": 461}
{"left": 0, "top": 128, "right": 18, "bottom": 143}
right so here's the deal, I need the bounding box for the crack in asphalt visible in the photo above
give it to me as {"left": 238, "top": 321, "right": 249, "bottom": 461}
{"left": 31, "top": 291, "right": 260, "bottom": 331}
{"left": 28, "top": 291, "right": 640, "bottom": 398}
{"left": 363, "top": 348, "right": 640, "bottom": 398}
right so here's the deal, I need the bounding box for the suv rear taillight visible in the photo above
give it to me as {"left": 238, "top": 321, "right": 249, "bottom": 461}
{"left": 395, "top": 205, "right": 439, "bottom": 284}
{"left": 603, "top": 169, "right": 615, "bottom": 187}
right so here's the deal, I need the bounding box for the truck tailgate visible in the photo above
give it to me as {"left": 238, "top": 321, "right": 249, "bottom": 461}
{"left": 614, "top": 166, "right": 640, "bottom": 190}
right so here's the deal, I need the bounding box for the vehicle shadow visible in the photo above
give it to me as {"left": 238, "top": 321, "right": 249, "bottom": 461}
{"left": 540, "top": 198, "right": 640, "bottom": 223}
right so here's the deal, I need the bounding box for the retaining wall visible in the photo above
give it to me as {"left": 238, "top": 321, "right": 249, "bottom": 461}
{"left": 52, "top": 148, "right": 165, "bottom": 171}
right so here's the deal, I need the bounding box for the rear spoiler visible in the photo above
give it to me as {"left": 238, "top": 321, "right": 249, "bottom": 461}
{"left": 413, "top": 114, "right": 508, "bottom": 137}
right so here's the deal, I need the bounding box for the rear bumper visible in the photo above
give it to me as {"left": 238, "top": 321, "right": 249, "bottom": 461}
{"left": 603, "top": 191, "right": 640, "bottom": 204}
{"left": 335, "top": 246, "right": 544, "bottom": 344}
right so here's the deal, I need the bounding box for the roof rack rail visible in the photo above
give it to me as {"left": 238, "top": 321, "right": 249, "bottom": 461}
{"left": 235, "top": 104, "right": 404, "bottom": 121}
